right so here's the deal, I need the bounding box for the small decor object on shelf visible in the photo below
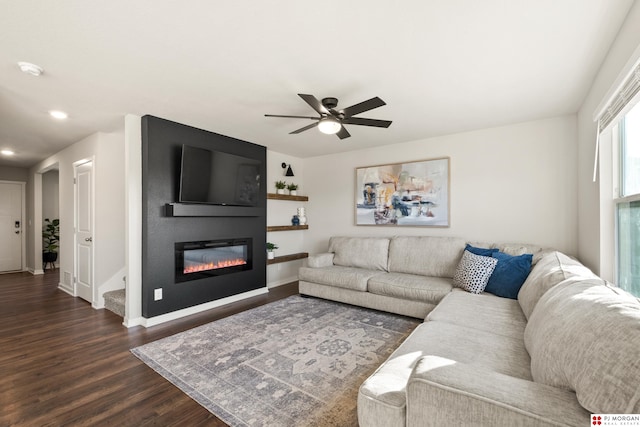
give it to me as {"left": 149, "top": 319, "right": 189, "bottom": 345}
{"left": 286, "top": 183, "right": 298, "bottom": 195}
{"left": 275, "top": 180, "right": 287, "bottom": 195}
{"left": 291, "top": 215, "right": 300, "bottom": 226}
{"left": 297, "top": 207, "right": 307, "bottom": 225}
{"left": 266, "top": 242, "right": 278, "bottom": 259}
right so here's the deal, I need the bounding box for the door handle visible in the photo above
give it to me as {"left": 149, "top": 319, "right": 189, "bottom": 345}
{"left": 85, "top": 237, "right": 92, "bottom": 242}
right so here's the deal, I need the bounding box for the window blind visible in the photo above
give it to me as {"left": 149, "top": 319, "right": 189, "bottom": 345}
{"left": 598, "top": 64, "right": 640, "bottom": 131}
{"left": 593, "top": 62, "right": 640, "bottom": 182}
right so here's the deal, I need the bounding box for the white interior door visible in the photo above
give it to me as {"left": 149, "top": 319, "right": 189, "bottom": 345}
{"left": 0, "top": 182, "right": 23, "bottom": 272}
{"left": 75, "top": 161, "right": 93, "bottom": 303}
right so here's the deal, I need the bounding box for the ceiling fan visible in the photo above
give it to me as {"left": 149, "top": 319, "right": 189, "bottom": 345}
{"left": 265, "top": 94, "right": 392, "bottom": 140}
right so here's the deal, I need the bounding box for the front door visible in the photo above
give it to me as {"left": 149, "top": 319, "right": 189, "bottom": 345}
{"left": 75, "top": 161, "right": 93, "bottom": 303}
{"left": 0, "top": 182, "right": 23, "bottom": 272}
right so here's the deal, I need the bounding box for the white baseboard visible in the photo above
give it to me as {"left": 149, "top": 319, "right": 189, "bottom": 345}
{"left": 29, "top": 268, "right": 44, "bottom": 275}
{"left": 127, "top": 287, "right": 269, "bottom": 328}
{"left": 123, "top": 316, "right": 143, "bottom": 328}
{"left": 58, "top": 282, "right": 74, "bottom": 296}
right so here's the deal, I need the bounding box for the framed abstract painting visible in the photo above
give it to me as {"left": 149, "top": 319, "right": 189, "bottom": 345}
{"left": 355, "top": 157, "right": 450, "bottom": 227}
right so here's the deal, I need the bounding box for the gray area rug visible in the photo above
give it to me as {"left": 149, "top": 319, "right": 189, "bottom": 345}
{"left": 132, "top": 295, "right": 419, "bottom": 426}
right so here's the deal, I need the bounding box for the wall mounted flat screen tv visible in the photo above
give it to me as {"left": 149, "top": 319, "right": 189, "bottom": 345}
{"left": 179, "top": 145, "right": 262, "bottom": 206}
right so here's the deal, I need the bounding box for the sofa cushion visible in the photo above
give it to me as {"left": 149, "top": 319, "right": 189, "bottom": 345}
{"left": 484, "top": 252, "right": 533, "bottom": 299}
{"left": 298, "top": 265, "right": 383, "bottom": 292}
{"left": 358, "top": 320, "right": 532, "bottom": 427}
{"left": 426, "top": 288, "right": 527, "bottom": 339}
{"left": 307, "top": 252, "right": 334, "bottom": 268}
{"left": 465, "top": 243, "right": 499, "bottom": 257}
{"left": 367, "top": 273, "right": 452, "bottom": 305}
{"left": 452, "top": 250, "right": 497, "bottom": 294}
{"left": 493, "top": 242, "right": 551, "bottom": 265}
{"left": 388, "top": 236, "right": 466, "bottom": 278}
{"left": 525, "top": 279, "right": 640, "bottom": 414}
{"left": 517, "top": 251, "right": 597, "bottom": 319}
{"left": 406, "top": 356, "right": 590, "bottom": 427}
{"left": 329, "top": 236, "right": 390, "bottom": 271}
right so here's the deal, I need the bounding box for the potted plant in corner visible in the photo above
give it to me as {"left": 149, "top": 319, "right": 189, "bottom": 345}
{"left": 266, "top": 242, "right": 278, "bottom": 260}
{"left": 43, "top": 218, "right": 60, "bottom": 270}
{"left": 286, "top": 183, "right": 298, "bottom": 196}
{"left": 275, "top": 180, "right": 287, "bottom": 195}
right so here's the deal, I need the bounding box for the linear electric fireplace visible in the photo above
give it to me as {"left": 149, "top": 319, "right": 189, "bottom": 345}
{"left": 175, "top": 238, "right": 253, "bottom": 283}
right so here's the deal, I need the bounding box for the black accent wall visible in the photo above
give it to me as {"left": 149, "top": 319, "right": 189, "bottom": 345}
{"left": 141, "top": 115, "right": 267, "bottom": 318}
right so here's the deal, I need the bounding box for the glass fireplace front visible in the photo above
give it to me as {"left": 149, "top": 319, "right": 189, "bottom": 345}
{"left": 175, "top": 238, "right": 252, "bottom": 283}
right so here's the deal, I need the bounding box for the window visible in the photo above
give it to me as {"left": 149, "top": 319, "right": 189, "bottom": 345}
{"left": 616, "top": 101, "right": 640, "bottom": 296}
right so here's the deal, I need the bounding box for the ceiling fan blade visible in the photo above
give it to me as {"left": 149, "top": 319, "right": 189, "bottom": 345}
{"left": 341, "top": 97, "right": 386, "bottom": 118}
{"left": 298, "top": 94, "right": 329, "bottom": 115}
{"left": 336, "top": 126, "right": 351, "bottom": 140}
{"left": 341, "top": 117, "right": 392, "bottom": 128}
{"left": 290, "top": 122, "right": 318, "bottom": 134}
{"left": 265, "top": 114, "right": 319, "bottom": 120}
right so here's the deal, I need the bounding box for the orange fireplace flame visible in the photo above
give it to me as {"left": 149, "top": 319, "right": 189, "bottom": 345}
{"left": 184, "top": 258, "right": 247, "bottom": 274}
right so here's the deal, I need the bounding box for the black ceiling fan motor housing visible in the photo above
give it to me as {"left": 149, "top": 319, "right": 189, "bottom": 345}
{"left": 322, "top": 97, "right": 339, "bottom": 109}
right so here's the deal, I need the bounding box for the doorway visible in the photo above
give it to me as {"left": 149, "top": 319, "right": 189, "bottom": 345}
{"left": 42, "top": 170, "right": 60, "bottom": 271}
{"left": 0, "top": 181, "right": 25, "bottom": 272}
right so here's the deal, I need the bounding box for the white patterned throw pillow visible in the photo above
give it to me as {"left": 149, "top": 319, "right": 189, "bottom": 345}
{"left": 452, "top": 250, "right": 498, "bottom": 294}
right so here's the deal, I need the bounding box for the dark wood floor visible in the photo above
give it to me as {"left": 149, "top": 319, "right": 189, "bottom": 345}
{"left": 0, "top": 271, "right": 298, "bottom": 426}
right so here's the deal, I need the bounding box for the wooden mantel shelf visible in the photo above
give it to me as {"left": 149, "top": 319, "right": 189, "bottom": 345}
{"left": 267, "top": 252, "right": 309, "bottom": 265}
{"left": 267, "top": 193, "right": 309, "bottom": 202}
{"left": 267, "top": 225, "right": 309, "bottom": 232}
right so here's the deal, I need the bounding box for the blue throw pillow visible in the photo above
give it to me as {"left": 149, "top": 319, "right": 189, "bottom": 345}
{"left": 465, "top": 243, "right": 499, "bottom": 257}
{"left": 485, "top": 251, "right": 533, "bottom": 299}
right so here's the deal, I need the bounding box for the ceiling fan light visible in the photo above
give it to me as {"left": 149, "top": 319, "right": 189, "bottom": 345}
{"left": 318, "top": 117, "right": 341, "bottom": 135}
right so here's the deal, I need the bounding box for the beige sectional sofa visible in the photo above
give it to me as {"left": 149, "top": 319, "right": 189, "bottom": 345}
{"left": 299, "top": 236, "right": 549, "bottom": 318}
{"left": 298, "top": 236, "right": 640, "bottom": 426}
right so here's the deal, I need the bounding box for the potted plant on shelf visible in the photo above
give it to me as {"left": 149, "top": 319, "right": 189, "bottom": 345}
{"left": 286, "top": 183, "right": 298, "bottom": 195}
{"left": 266, "top": 242, "right": 278, "bottom": 259}
{"left": 275, "top": 180, "right": 287, "bottom": 195}
{"left": 42, "top": 218, "right": 60, "bottom": 270}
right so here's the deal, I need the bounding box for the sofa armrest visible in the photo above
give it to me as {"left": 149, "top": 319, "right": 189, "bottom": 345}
{"left": 406, "top": 356, "right": 589, "bottom": 427}
{"left": 307, "top": 252, "right": 334, "bottom": 268}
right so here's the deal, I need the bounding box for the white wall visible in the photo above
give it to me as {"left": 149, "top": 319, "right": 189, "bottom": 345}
{"left": 0, "top": 166, "right": 28, "bottom": 182}
{"left": 266, "top": 150, "right": 305, "bottom": 287}
{"left": 124, "top": 114, "right": 142, "bottom": 325}
{"left": 42, "top": 170, "right": 59, "bottom": 223}
{"left": 577, "top": 1, "right": 640, "bottom": 275}
{"left": 302, "top": 116, "right": 578, "bottom": 255}
{"left": 28, "top": 128, "right": 126, "bottom": 306}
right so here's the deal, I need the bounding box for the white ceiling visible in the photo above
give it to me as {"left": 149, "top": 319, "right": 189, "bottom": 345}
{"left": 0, "top": 0, "right": 634, "bottom": 168}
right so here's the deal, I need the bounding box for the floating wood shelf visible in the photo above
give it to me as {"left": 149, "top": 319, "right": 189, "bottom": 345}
{"left": 267, "top": 193, "right": 309, "bottom": 202}
{"left": 267, "top": 225, "right": 309, "bottom": 232}
{"left": 267, "top": 252, "right": 309, "bottom": 265}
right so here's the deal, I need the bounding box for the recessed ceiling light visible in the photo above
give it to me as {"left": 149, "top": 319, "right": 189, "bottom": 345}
{"left": 1, "top": 150, "right": 15, "bottom": 156}
{"left": 17, "top": 61, "right": 44, "bottom": 76}
{"left": 49, "top": 110, "right": 68, "bottom": 120}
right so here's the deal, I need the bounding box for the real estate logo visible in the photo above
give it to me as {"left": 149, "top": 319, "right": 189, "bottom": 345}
{"left": 591, "top": 414, "right": 640, "bottom": 427}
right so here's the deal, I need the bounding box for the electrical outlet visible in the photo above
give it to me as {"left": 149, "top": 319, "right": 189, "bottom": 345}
{"left": 154, "top": 288, "right": 163, "bottom": 301}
